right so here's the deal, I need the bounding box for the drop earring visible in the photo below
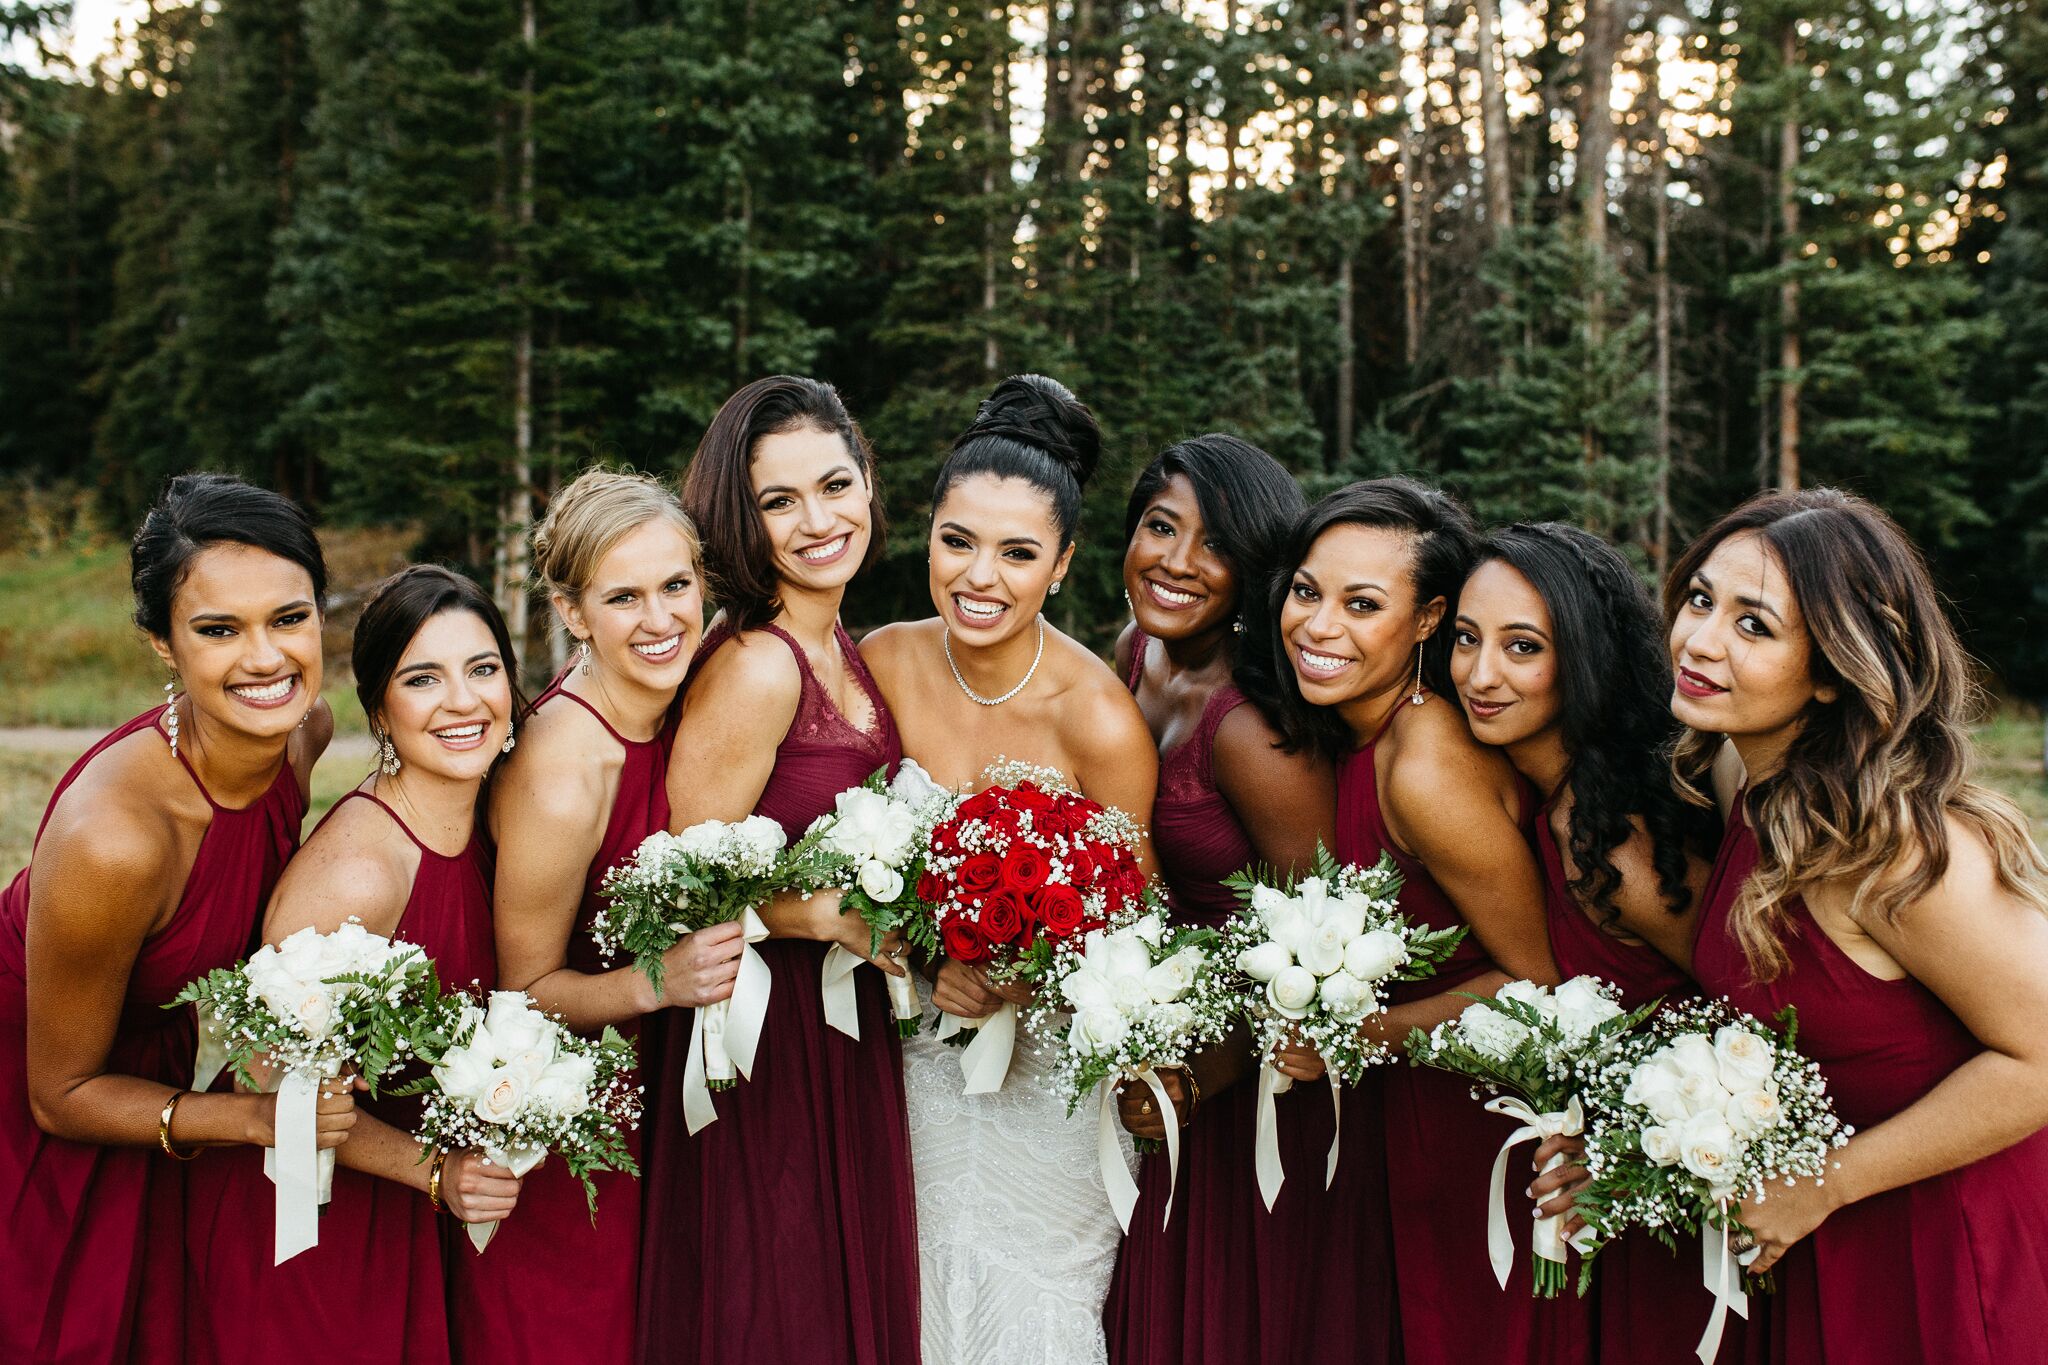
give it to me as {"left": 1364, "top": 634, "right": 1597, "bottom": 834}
{"left": 1232, "top": 619, "right": 1246, "bottom": 636}
{"left": 1049, "top": 580, "right": 1063, "bottom": 597}
{"left": 377, "top": 729, "right": 402, "bottom": 776}
{"left": 577, "top": 640, "right": 593, "bottom": 676}
{"left": 162, "top": 676, "right": 181, "bottom": 758}
{"left": 1408, "top": 646, "right": 1427, "bottom": 705}
{"left": 500, "top": 720, "right": 516, "bottom": 755}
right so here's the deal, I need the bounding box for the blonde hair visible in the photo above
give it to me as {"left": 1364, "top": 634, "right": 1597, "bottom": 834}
{"left": 531, "top": 467, "right": 700, "bottom": 602}
{"left": 1667, "top": 488, "right": 2048, "bottom": 978}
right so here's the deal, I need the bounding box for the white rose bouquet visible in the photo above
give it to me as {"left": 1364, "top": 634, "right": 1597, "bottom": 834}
{"left": 1406, "top": 976, "right": 1651, "bottom": 1297}
{"left": 398, "top": 990, "right": 641, "bottom": 1252}
{"left": 1025, "top": 909, "right": 1223, "bottom": 1232}
{"left": 798, "top": 760, "right": 958, "bottom": 1039}
{"left": 1194, "top": 845, "right": 1467, "bottom": 1208}
{"left": 172, "top": 920, "right": 441, "bottom": 1264}
{"left": 594, "top": 815, "right": 792, "bottom": 1133}
{"left": 1572, "top": 999, "right": 1850, "bottom": 1359}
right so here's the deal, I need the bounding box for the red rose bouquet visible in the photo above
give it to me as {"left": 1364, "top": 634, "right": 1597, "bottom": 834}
{"left": 921, "top": 759, "right": 1153, "bottom": 1094}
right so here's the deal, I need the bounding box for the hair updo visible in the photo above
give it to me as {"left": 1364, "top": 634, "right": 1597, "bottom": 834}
{"left": 131, "top": 473, "right": 328, "bottom": 639}
{"left": 933, "top": 374, "right": 1101, "bottom": 549}
{"left": 353, "top": 565, "right": 524, "bottom": 732}
{"left": 532, "top": 467, "right": 699, "bottom": 603}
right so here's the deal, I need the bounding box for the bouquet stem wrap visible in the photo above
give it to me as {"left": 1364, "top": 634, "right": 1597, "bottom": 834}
{"left": 466, "top": 1146, "right": 548, "bottom": 1252}
{"left": 1096, "top": 1066, "right": 1180, "bottom": 1233}
{"left": 681, "top": 907, "right": 771, "bottom": 1134}
{"left": 192, "top": 1012, "right": 230, "bottom": 1096}
{"left": 262, "top": 1060, "right": 339, "bottom": 1265}
{"left": 936, "top": 1002, "right": 1017, "bottom": 1095}
{"left": 1252, "top": 1065, "right": 1343, "bottom": 1211}
{"left": 1483, "top": 1094, "right": 1591, "bottom": 1295}
{"left": 1695, "top": 1197, "right": 1752, "bottom": 1364}
{"left": 820, "top": 946, "right": 922, "bottom": 1041}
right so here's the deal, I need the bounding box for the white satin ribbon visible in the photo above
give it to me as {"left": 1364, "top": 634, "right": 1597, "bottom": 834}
{"left": 1095, "top": 1067, "right": 1182, "bottom": 1233}
{"left": 1695, "top": 1199, "right": 1753, "bottom": 1364}
{"left": 1253, "top": 1064, "right": 1343, "bottom": 1211}
{"left": 262, "top": 1066, "right": 334, "bottom": 1265}
{"left": 821, "top": 943, "right": 865, "bottom": 1040}
{"left": 1483, "top": 1094, "right": 1586, "bottom": 1290}
{"left": 465, "top": 1145, "right": 547, "bottom": 1253}
{"left": 1324, "top": 1077, "right": 1343, "bottom": 1190}
{"left": 681, "top": 907, "right": 771, "bottom": 1135}
{"left": 191, "top": 1010, "right": 230, "bottom": 1095}
{"left": 935, "top": 1001, "right": 1017, "bottom": 1094}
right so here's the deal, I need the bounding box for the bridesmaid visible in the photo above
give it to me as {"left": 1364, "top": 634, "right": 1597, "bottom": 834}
{"left": 0, "top": 473, "right": 343, "bottom": 1364}
{"left": 1450, "top": 523, "right": 1726, "bottom": 1364}
{"left": 637, "top": 376, "right": 917, "bottom": 1365}
{"left": 1272, "top": 479, "right": 1579, "bottom": 1365}
{"left": 469, "top": 469, "right": 741, "bottom": 1364}
{"left": 1668, "top": 489, "right": 2048, "bottom": 1364}
{"left": 185, "top": 565, "right": 525, "bottom": 1362}
{"left": 1101, "top": 435, "right": 1374, "bottom": 1365}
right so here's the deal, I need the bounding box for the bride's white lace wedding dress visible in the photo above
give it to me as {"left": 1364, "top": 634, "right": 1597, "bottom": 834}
{"left": 903, "top": 978, "right": 1137, "bottom": 1365}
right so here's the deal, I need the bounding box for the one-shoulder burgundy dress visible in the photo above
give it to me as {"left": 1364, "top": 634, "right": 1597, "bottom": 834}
{"left": 447, "top": 677, "right": 671, "bottom": 1365}
{"left": 0, "top": 708, "right": 304, "bottom": 1364}
{"left": 184, "top": 788, "right": 496, "bottom": 1365}
{"left": 1691, "top": 797, "right": 2048, "bottom": 1365}
{"left": 1105, "top": 634, "right": 1396, "bottom": 1365}
{"left": 637, "top": 621, "right": 920, "bottom": 1365}
{"left": 1535, "top": 812, "right": 1733, "bottom": 1364}
{"left": 1343, "top": 714, "right": 1590, "bottom": 1365}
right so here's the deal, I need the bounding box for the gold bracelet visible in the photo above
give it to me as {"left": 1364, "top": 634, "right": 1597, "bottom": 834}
{"left": 158, "top": 1091, "right": 198, "bottom": 1160}
{"left": 427, "top": 1147, "right": 449, "bottom": 1212}
{"left": 1175, "top": 1066, "right": 1202, "bottom": 1126}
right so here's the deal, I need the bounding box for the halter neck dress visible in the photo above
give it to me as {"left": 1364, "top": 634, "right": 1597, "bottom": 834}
{"left": 637, "top": 620, "right": 919, "bottom": 1365}
{"left": 1690, "top": 796, "right": 2048, "bottom": 1365}
{"left": 1104, "top": 628, "right": 1397, "bottom": 1365}
{"left": 1342, "top": 703, "right": 1591, "bottom": 1365}
{"left": 446, "top": 676, "right": 673, "bottom": 1365}
{"left": 1535, "top": 810, "right": 1733, "bottom": 1364}
{"left": 0, "top": 707, "right": 304, "bottom": 1364}
{"left": 184, "top": 788, "right": 496, "bottom": 1365}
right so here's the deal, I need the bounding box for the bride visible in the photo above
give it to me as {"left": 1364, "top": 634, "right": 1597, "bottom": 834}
{"left": 863, "top": 375, "right": 1161, "bottom": 1364}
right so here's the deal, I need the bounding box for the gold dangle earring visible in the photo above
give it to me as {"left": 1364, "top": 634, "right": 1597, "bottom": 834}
{"left": 1408, "top": 645, "right": 1427, "bottom": 706}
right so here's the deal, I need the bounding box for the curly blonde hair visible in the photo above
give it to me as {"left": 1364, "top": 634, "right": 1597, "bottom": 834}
{"left": 1667, "top": 488, "right": 2047, "bottom": 978}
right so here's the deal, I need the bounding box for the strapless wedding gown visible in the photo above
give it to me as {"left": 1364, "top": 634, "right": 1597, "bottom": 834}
{"left": 903, "top": 977, "right": 1138, "bottom": 1365}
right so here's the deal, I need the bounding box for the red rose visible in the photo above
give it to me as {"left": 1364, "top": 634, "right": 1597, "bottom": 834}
{"left": 1010, "top": 785, "right": 1053, "bottom": 815}
{"left": 1062, "top": 846, "right": 1097, "bottom": 888}
{"left": 985, "top": 807, "right": 1023, "bottom": 839}
{"left": 931, "top": 826, "right": 961, "bottom": 856}
{"left": 982, "top": 892, "right": 1026, "bottom": 945}
{"left": 958, "top": 853, "right": 1002, "bottom": 896}
{"left": 1034, "top": 803, "right": 1073, "bottom": 837}
{"left": 1036, "top": 883, "right": 1086, "bottom": 936}
{"left": 958, "top": 790, "right": 1001, "bottom": 822}
{"left": 916, "top": 870, "right": 945, "bottom": 904}
{"left": 1000, "top": 844, "right": 1050, "bottom": 893}
{"left": 941, "top": 918, "right": 991, "bottom": 964}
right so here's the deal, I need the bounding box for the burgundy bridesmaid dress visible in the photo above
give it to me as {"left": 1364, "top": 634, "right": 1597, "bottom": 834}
{"left": 1343, "top": 720, "right": 1591, "bottom": 1365}
{"left": 445, "top": 677, "right": 671, "bottom": 1365}
{"left": 1104, "top": 632, "right": 1397, "bottom": 1365}
{"left": 184, "top": 789, "right": 497, "bottom": 1365}
{"left": 0, "top": 707, "right": 304, "bottom": 1364}
{"left": 1691, "top": 798, "right": 2048, "bottom": 1365}
{"left": 636, "top": 620, "right": 920, "bottom": 1365}
{"left": 1536, "top": 814, "right": 1733, "bottom": 1364}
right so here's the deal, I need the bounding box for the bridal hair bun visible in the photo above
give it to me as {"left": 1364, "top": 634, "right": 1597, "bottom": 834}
{"left": 956, "top": 374, "right": 1101, "bottom": 491}
{"left": 936, "top": 374, "right": 1101, "bottom": 549}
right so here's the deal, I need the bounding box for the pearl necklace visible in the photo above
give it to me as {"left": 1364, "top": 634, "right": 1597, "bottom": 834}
{"left": 945, "top": 616, "right": 1044, "bottom": 707}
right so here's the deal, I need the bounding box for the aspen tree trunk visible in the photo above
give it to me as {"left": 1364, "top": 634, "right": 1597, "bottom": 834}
{"left": 1335, "top": 0, "right": 1360, "bottom": 461}
{"left": 1473, "top": 0, "right": 1514, "bottom": 241}
{"left": 498, "top": 0, "right": 536, "bottom": 647}
{"left": 1649, "top": 35, "right": 1674, "bottom": 579}
{"left": 1776, "top": 22, "right": 1802, "bottom": 491}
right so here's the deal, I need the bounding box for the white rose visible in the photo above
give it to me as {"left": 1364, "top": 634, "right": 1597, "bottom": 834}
{"left": 1676, "top": 1068, "right": 1730, "bottom": 1119}
{"left": 1639, "top": 1123, "right": 1683, "bottom": 1166}
{"left": 1712, "top": 1025, "right": 1777, "bottom": 1093}
{"left": 733, "top": 815, "right": 787, "bottom": 860}
{"left": 1266, "top": 965, "right": 1319, "bottom": 1019}
{"left": 673, "top": 821, "right": 726, "bottom": 861}
{"left": 472, "top": 1065, "right": 532, "bottom": 1125}
{"left": 1113, "top": 974, "right": 1154, "bottom": 1011}
{"left": 1552, "top": 976, "right": 1625, "bottom": 1041}
{"left": 1458, "top": 1001, "right": 1532, "bottom": 1060}
{"left": 1261, "top": 902, "right": 1308, "bottom": 954}
{"left": 275, "top": 928, "right": 326, "bottom": 983}
{"left": 1624, "top": 1058, "right": 1692, "bottom": 1126}
{"left": 1130, "top": 913, "right": 1165, "bottom": 947}
{"left": 1149, "top": 1001, "right": 1198, "bottom": 1037}
{"left": 291, "top": 987, "right": 335, "bottom": 1040}
{"left": 1248, "top": 884, "right": 1289, "bottom": 917}
{"left": 1723, "top": 1086, "right": 1784, "bottom": 1139}
{"left": 433, "top": 1042, "right": 494, "bottom": 1101}
{"left": 1316, "top": 971, "right": 1371, "bottom": 1020}
{"left": 887, "top": 758, "right": 948, "bottom": 810}
{"left": 1324, "top": 891, "right": 1371, "bottom": 942}
{"left": 1238, "top": 940, "right": 1293, "bottom": 984}
{"left": 1102, "top": 936, "right": 1155, "bottom": 984}
{"left": 1676, "top": 1109, "right": 1740, "bottom": 1185}
{"left": 1295, "top": 876, "right": 1332, "bottom": 922}
{"left": 1343, "top": 929, "right": 1408, "bottom": 982}
{"left": 1296, "top": 922, "right": 1350, "bottom": 978}
{"left": 1061, "top": 967, "right": 1114, "bottom": 1013}
{"left": 530, "top": 1055, "right": 597, "bottom": 1115}
{"left": 1496, "top": 978, "right": 1554, "bottom": 1018}
{"left": 857, "top": 859, "right": 905, "bottom": 904}
{"left": 485, "top": 992, "right": 549, "bottom": 1062}
{"left": 1144, "top": 954, "right": 1197, "bottom": 1004}
{"left": 1070, "top": 1006, "right": 1130, "bottom": 1056}
{"left": 1665, "top": 1035, "right": 1723, "bottom": 1084}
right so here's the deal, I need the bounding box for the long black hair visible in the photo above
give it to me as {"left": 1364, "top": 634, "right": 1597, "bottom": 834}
{"left": 1124, "top": 433, "right": 1309, "bottom": 749}
{"left": 1271, "top": 477, "right": 1481, "bottom": 756}
{"left": 131, "top": 473, "right": 327, "bottom": 638}
{"left": 1474, "top": 524, "right": 1712, "bottom": 922}
{"left": 935, "top": 374, "right": 1100, "bottom": 547}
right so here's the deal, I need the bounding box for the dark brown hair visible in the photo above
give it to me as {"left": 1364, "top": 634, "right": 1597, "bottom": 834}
{"left": 132, "top": 472, "right": 327, "bottom": 638}
{"left": 682, "top": 376, "right": 885, "bottom": 633}
{"left": 353, "top": 565, "right": 526, "bottom": 736}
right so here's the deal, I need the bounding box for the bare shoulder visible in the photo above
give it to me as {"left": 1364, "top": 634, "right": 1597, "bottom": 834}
{"left": 269, "top": 798, "right": 415, "bottom": 938}
{"left": 858, "top": 618, "right": 937, "bottom": 690}
{"left": 34, "top": 728, "right": 189, "bottom": 887}
{"left": 1879, "top": 813, "right": 2029, "bottom": 929}
{"left": 1111, "top": 620, "right": 1140, "bottom": 680}
{"left": 1382, "top": 698, "right": 1514, "bottom": 820}
{"left": 493, "top": 701, "right": 615, "bottom": 832}
{"left": 1053, "top": 642, "right": 1153, "bottom": 764}
{"left": 687, "top": 627, "right": 803, "bottom": 712}
{"left": 1212, "top": 696, "right": 1289, "bottom": 766}
{"left": 32, "top": 782, "right": 181, "bottom": 921}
